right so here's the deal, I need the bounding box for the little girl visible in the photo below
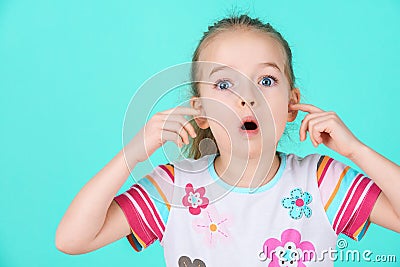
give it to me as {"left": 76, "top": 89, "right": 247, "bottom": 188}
{"left": 55, "top": 14, "right": 400, "bottom": 266}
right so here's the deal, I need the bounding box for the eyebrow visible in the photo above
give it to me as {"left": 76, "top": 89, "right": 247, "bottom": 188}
{"left": 258, "top": 62, "right": 282, "bottom": 72}
{"left": 209, "top": 62, "right": 281, "bottom": 77}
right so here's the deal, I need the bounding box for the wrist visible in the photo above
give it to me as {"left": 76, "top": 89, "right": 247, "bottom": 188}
{"left": 124, "top": 138, "right": 142, "bottom": 166}
{"left": 348, "top": 141, "right": 369, "bottom": 163}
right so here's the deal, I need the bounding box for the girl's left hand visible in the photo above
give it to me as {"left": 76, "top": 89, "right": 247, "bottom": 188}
{"left": 289, "top": 103, "right": 363, "bottom": 159}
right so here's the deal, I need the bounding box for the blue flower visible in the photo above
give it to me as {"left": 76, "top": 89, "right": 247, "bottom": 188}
{"left": 281, "top": 188, "right": 312, "bottom": 219}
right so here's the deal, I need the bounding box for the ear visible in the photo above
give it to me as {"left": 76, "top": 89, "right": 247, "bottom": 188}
{"left": 287, "top": 88, "right": 300, "bottom": 122}
{"left": 190, "top": 96, "right": 209, "bottom": 129}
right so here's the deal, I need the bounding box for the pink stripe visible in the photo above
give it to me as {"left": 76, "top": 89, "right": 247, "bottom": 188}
{"left": 135, "top": 184, "right": 166, "bottom": 231}
{"left": 159, "top": 165, "right": 174, "bottom": 182}
{"left": 113, "top": 194, "right": 156, "bottom": 245}
{"left": 344, "top": 182, "right": 381, "bottom": 237}
{"left": 331, "top": 174, "right": 363, "bottom": 230}
{"left": 335, "top": 177, "right": 370, "bottom": 234}
{"left": 318, "top": 160, "right": 347, "bottom": 206}
{"left": 318, "top": 157, "right": 334, "bottom": 187}
{"left": 129, "top": 185, "right": 164, "bottom": 239}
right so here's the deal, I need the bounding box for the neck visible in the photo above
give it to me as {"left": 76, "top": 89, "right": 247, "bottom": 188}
{"left": 213, "top": 150, "right": 280, "bottom": 189}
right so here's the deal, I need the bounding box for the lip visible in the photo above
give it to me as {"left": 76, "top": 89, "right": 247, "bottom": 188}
{"left": 239, "top": 115, "right": 259, "bottom": 137}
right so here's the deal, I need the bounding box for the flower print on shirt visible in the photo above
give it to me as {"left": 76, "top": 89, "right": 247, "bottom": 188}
{"left": 192, "top": 205, "right": 232, "bottom": 247}
{"left": 182, "top": 183, "right": 209, "bottom": 215}
{"left": 281, "top": 188, "right": 312, "bottom": 219}
{"left": 261, "top": 228, "right": 315, "bottom": 267}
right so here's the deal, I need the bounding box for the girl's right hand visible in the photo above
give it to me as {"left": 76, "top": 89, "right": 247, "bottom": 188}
{"left": 127, "top": 106, "right": 200, "bottom": 163}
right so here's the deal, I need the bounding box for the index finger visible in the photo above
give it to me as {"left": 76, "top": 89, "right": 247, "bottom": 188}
{"left": 161, "top": 106, "right": 202, "bottom": 116}
{"left": 289, "top": 103, "right": 324, "bottom": 113}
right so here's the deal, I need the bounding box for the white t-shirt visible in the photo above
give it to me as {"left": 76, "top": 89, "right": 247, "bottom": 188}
{"left": 114, "top": 151, "right": 381, "bottom": 266}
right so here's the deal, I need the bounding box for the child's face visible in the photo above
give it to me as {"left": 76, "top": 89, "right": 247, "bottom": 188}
{"left": 191, "top": 29, "right": 299, "bottom": 158}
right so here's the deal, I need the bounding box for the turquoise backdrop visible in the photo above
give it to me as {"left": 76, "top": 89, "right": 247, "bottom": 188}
{"left": 0, "top": 0, "right": 399, "bottom": 266}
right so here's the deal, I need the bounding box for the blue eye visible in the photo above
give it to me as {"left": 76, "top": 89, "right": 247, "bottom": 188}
{"left": 260, "top": 76, "right": 277, "bottom": 87}
{"left": 214, "top": 80, "right": 232, "bottom": 90}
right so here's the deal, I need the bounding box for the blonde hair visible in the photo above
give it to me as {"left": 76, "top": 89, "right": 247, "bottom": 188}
{"left": 183, "top": 14, "right": 297, "bottom": 160}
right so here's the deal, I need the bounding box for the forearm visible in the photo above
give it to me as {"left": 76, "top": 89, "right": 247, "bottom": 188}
{"left": 349, "top": 142, "right": 400, "bottom": 217}
{"left": 56, "top": 141, "right": 139, "bottom": 246}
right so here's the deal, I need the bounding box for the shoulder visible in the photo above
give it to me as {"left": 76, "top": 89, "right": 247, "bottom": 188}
{"left": 281, "top": 151, "right": 323, "bottom": 172}
{"left": 140, "top": 154, "right": 214, "bottom": 186}
{"left": 169, "top": 153, "right": 216, "bottom": 174}
{"left": 282, "top": 152, "right": 359, "bottom": 182}
{"left": 142, "top": 162, "right": 175, "bottom": 184}
{"left": 281, "top": 152, "right": 350, "bottom": 175}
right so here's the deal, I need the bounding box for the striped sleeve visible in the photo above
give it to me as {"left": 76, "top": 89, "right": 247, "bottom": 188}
{"left": 113, "top": 163, "right": 175, "bottom": 252}
{"left": 316, "top": 155, "right": 381, "bottom": 241}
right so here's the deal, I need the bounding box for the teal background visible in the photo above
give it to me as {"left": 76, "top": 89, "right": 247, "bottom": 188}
{"left": 1, "top": 0, "right": 399, "bottom": 266}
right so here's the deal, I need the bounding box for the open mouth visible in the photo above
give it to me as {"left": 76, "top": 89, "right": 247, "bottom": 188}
{"left": 241, "top": 121, "right": 258, "bottom": 130}
{"left": 239, "top": 116, "right": 259, "bottom": 133}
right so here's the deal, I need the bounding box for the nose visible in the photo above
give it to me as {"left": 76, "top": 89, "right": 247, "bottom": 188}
{"left": 237, "top": 79, "right": 257, "bottom": 108}
{"left": 240, "top": 100, "right": 255, "bottom": 107}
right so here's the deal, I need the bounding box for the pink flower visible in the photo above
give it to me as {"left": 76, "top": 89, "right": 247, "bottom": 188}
{"left": 182, "top": 183, "right": 209, "bottom": 215}
{"left": 262, "top": 229, "right": 315, "bottom": 267}
{"left": 192, "top": 205, "right": 232, "bottom": 247}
